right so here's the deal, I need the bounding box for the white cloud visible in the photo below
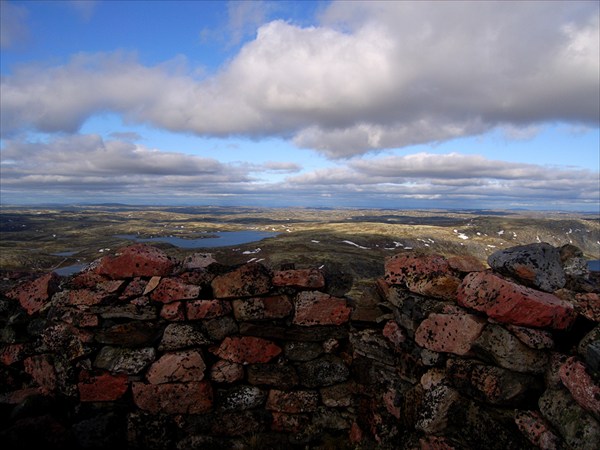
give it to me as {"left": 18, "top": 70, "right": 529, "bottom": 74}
{"left": 1, "top": 1, "right": 598, "bottom": 158}
{"left": 284, "top": 152, "right": 599, "bottom": 206}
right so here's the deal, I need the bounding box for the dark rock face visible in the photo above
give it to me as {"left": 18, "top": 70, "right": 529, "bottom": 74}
{"left": 0, "top": 242, "right": 598, "bottom": 449}
{"left": 488, "top": 243, "right": 566, "bottom": 292}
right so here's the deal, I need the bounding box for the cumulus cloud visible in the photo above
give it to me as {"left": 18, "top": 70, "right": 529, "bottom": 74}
{"left": 0, "top": 134, "right": 253, "bottom": 198}
{"left": 1, "top": 1, "right": 598, "bottom": 158}
{"left": 284, "top": 153, "right": 599, "bottom": 206}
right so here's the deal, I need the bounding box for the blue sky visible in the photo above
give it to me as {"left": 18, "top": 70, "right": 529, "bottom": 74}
{"left": 1, "top": 0, "right": 599, "bottom": 211}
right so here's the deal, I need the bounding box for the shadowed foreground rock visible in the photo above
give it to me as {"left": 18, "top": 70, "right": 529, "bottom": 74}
{"left": 1, "top": 243, "right": 598, "bottom": 449}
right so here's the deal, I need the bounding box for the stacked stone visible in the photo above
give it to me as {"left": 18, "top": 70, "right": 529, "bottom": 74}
{"left": 372, "top": 243, "right": 600, "bottom": 449}
{"left": 0, "top": 244, "right": 355, "bottom": 449}
{"left": 0, "top": 241, "right": 598, "bottom": 449}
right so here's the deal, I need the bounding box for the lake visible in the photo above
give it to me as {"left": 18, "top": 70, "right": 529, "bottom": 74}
{"left": 114, "top": 230, "right": 279, "bottom": 248}
{"left": 589, "top": 260, "right": 600, "bottom": 272}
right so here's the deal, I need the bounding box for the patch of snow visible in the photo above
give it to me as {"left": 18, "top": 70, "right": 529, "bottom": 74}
{"left": 476, "top": 232, "right": 481, "bottom": 236}
{"left": 404, "top": 247, "right": 413, "bottom": 250}
{"left": 536, "top": 236, "right": 541, "bottom": 242}
{"left": 342, "top": 240, "right": 369, "bottom": 249}
{"left": 311, "top": 240, "right": 320, "bottom": 243}
{"left": 457, "top": 233, "right": 469, "bottom": 240}
{"left": 318, "top": 264, "right": 325, "bottom": 269}
{"left": 487, "top": 245, "right": 496, "bottom": 248}
{"left": 242, "top": 248, "right": 261, "bottom": 255}
{"left": 453, "top": 229, "right": 458, "bottom": 233}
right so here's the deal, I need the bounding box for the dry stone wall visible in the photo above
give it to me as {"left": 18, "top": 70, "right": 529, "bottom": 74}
{"left": 0, "top": 242, "right": 598, "bottom": 449}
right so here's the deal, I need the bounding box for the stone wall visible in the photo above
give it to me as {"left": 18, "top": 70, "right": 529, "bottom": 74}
{"left": 0, "top": 242, "right": 598, "bottom": 449}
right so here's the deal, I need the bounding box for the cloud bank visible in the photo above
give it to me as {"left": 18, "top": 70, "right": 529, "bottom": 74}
{"left": 2, "top": 134, "right": 596, "bottom": 210}
{"left": 1, "top": 1, "right": 598, "bottom": 157}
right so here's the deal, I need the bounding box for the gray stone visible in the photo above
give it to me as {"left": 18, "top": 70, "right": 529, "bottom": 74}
{"left": 94, "top": 346, "right": 155, "bottom": 375}
{"left": 297, "top": 355, "right": 350, "bottom": 388}
{"left": 218, "top": 385, "right": 267, "bottom": 411}
{"left": 474, "top": 324, "right": 548, "bottom": 373}
{"left": 284, "top": 341, "right": 323, "bottom": 361}
{"left": 158, "top": 323, "right": 211, "bottom": 351}
{"left": 539, "top": 388, "right": 600, "bottom": 450}
{"left": 202, "top": 316, "right": 238, "bottom": 341}
{"left": 488, "top": 243, "right": 565, "bottom": 292}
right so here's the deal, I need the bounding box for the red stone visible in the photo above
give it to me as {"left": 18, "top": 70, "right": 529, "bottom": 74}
{"left": 1, "top": 344, "right": 27, "bottom": 366}
{"left": 555, "top": 290, "right": 600, "bottom": 322}
{"left": 415, "top": 312, "right": 486, "bottom": 356}
{"left": 23, "top": 354, "right": 57, "bottom": 394}
{"left": 186, "top": 299, "right": 232, "bottom": 320}
{"left": 506, "top": 324, "right": 554, "bottom": 350}
{"left": 70, "top": 271, "right": 110, "bottom": 289}
{"left": 349, "top": 421, "right": 363, "bottom": 444}
{"left": 383, "top": 320, "right": 406, "bottom": 351}
{"left": 383, "top": 388, "right": 401, "bottom": 419}
{"left": 559, "top": 357, "right": 600, "bottom": 417}
{"left": 419, "top": 436, "right": 458, "bottom": 450}
{"left": 232, "top": 295, "right": 293, "bottom": 321}
{"left": 95, "top": 244, "right": 175, "bottom": 279}
{"left": 0, "top": 387, "right": 43, "bottom": 404}
{"left": 211, "top": 263, "right": 271, "bottom": 298}
{"left": 150, "top": 278, "right": 200, "bottom": 303}
{"left": 78, "top": 370, "right": 129, "bottom": 402}
{"left": 292, "top": 291, "right": 352, "bottom": 326}
{"left": 210, "top": 359, "right": 244, "bottom": 383}
{"left": 457, "top": 272, "right": 576, "bottom": 330}
{"left": 160, "top": 301, "right": 186, "bottom": 321}
{"left": 132, "top": 380, "right": 213, "bottom": 414}
{"left": 6, "top": 272, "right": 59, "bottom": 315}
{"left": 120, "top": 277, "right": 148, "bottom": 298}
{"left": 146, "top": 350, "right": 206, "bottom": 384}
{"left": 67, "top": 289, "right": 106, "bottom": 306}
{"left": 515, "top": 410, "right": 562, "bottom": 450}
{"left": 271, "top": 411, "right": 310, "bottom": 432}
{"left": 384, "top": 253, "right": 461, "bottom": 300}
{"left": 272, "top": 268, "right": 325, "bottom": 289}
{"left": 211, "top": 336, "right": 281, "bottom": 364}
{"left": 266, "top": 389, "right": 319, "bottom": 413}
{"left": 97, "top": 280, "right": 124, "bottom": 293}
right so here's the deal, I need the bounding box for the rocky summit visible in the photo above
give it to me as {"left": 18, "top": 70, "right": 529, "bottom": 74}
{"left": 0, "top": 242, "right": 599, "bottom": 449}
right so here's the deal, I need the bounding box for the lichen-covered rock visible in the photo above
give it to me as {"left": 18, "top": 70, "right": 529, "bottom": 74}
{"left": 6, "top": 272, "right": 60, "bottom": 315}
{"left": 158, "top": 323, "right": 211, "bottom": 351}
{"left": 385, "top": 253, "right": 461, "bottom": 300}
{"left": 415, "top": 312, "right": 486, "bottom": 356}
{"left": 266, "top": 389, "right": 319, "bottom": 413}
{"left": 559, "top": 357, "right": 600, "bottom": 419}
{"left": 272, "top": 268, "right": 325, "bottom": 289}
{"left": 186, "top": 299, "right": 232, "bottom": 320}
{"left": 232, "top": 295, "right": 293, "bottom": 321}
{"left": 297, "top": 355, "right": 350, "bottom": 388}
{"left": 539, "top": 388, "right": 600, "bottom": 450}
{"left": 218, "top": 385, "right": 267, "bottom": 411}
{"left": 78, "top": 370, "right": 129, "bottom": 402}
{"left": 293, "top": 291, "right": 352, "bottom": 326}
{"left": 150, "top": 277, "right": 200, "bottom": 303}
{"left": 211, "top": 263, "right": 271, "bottom": 298}
{"left": 474, "top": 324, "right": 548, "bottom": 373}
{"left": 94, "top": 321, "right": 161, "bottom": 347}
{"left": 132, "top": 380, "right": 213, "bottom": 414}
{"left": 146, "top": 350, "right": 206, "bottom": 384}
{"left": 210, "top": 359, "right": 244, "bottom": 384}
{"left": 96, "top": 244, "right": 175, "bottom": 279}
{"left": 514, "top": 410, "right": 563, "bottom": 450}
{"left": 247, "top": 363, "right": 299, "bottom": 389}
{"left": 211, "top": 336, "right": 281, "bottom": 364}
{"left": 488, "top": 243, "right": 566, "bottom": 292}
{"left": 457, "top": 271, "right": 576, "bottom": 330}
{"left": 94, "top": 346, "right": 156, "bottom": 375}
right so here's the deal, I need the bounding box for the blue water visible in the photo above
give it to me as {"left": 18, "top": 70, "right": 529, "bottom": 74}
{"left": 114, "top": 230, "right": 279, "bottom": 249}
{"left": 589, "top": 260, "right": 600, "bottom": 272}
{"left": 54, "top": 263, "right": 89, "bottom": 276}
